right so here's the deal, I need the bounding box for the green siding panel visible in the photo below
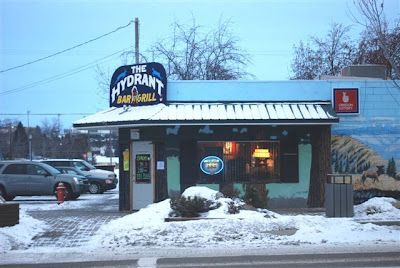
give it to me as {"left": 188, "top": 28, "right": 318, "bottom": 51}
{"left": 196, "top": 184, "right": 220, "bottom": 191}
{"left": 267, "top": 144, "right": 311, "bottom": 199}
{"left": 167, "top": 156, "right": 180, "bottom": 195}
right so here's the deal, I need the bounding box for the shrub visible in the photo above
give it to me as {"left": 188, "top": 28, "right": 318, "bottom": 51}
{"left": 227, "top": 200, "right": 241, "bottom": 214}
{"left": 220, "top": 184, "right": 240, "bottom": 199}
{"left": 243, "top": 184, "right": 268, "bottom": 208}
{"left": 169, "top": 196, "right": 214, "bottom": 217}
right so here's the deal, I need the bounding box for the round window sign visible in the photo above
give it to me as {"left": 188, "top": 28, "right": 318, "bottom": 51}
{"left": 200, "top": 156, "right": 224, "bottom": 175}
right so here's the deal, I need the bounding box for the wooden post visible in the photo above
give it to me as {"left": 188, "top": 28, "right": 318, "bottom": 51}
{"left": 307, "top": 125, "right": 331, "bottom": 207}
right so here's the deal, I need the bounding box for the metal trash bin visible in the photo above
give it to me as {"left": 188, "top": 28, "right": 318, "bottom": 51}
{"left": 325, "top": 174, "right": 354, "bottom": 217}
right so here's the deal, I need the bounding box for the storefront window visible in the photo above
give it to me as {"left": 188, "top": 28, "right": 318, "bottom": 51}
{"left": 198, "top": 141, "right": 281, "bottom": 183}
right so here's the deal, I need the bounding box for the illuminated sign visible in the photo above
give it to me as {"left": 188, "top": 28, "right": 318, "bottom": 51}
{"left": 200, "top": 156, "right": 224, "bottom": 175}
{"left": 333, "top": 88, "right": 359, "bottom": 114}
{"left": 110, "top": 62, "right": 167, "bottom": 107}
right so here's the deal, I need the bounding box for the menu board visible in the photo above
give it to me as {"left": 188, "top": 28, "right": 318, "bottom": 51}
{"left": 135, "top": 154, "right": 151, "bottom": 183}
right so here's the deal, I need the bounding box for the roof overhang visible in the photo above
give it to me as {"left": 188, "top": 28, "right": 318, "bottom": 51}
{"left": 73, "top": 102, "right": 339, "bottom": 129}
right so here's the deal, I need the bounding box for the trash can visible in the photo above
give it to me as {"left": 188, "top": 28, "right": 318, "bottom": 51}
{"left": 325, "top": 174, "right": 354, "bottom": 217}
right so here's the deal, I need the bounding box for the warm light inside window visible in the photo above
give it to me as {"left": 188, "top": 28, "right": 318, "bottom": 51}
{"left": 252, "top": 148, "right": 270, "bottom": 158}
{"left": 223, "top": 142, "right": 233, "bottom": 155}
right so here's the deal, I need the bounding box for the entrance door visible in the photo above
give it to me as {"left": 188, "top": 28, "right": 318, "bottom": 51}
{"left": 131, "top": 141, "right": 154, "bottom": 210}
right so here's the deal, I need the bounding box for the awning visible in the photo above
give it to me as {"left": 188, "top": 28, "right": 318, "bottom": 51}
{"left": 73, "top": 102, "right": 339, "bottom": 128}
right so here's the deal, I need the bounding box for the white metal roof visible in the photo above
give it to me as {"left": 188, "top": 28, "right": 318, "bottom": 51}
{"left": 73, "top": 102, "right": 338, "bottom": 128}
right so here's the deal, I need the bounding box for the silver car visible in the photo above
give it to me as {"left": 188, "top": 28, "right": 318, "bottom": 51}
{"left": 0, "top": 161, "right": 89, "bottom": 201}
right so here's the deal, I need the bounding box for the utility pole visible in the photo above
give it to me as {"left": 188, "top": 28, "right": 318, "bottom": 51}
{"left": 8, "top": 123, "right": 13, "bottom": 159}
{"left": 109, "top": 129, "right": 112, "bottom": 165}
{"left": 27, "top": 110, "right": 32, "bottom": 160}
{"left": 135, "top": 17, "right": 139, "bottom": 64}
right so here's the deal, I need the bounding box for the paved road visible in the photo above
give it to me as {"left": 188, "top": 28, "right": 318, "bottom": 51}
{"left": 1, "top": 252, "right": 399, "bottom": 268}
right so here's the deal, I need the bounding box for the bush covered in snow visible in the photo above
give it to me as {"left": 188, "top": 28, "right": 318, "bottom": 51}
{"left": 169, "top": 196, "right": 217, "bottom": 217}
{"left": 169, "top": 186, "right": 244, "bottom": 217}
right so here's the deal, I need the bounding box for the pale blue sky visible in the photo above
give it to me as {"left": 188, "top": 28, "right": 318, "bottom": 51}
{"left": 0, "top": 0, "right": 399, "bottom": 128}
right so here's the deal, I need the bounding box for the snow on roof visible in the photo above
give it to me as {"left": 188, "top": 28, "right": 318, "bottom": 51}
{"left": 73, "top": 102, "right": 338, "bottom": 128}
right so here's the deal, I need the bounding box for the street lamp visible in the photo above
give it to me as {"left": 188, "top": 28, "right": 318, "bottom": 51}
{"left": 29, "top": 134, "right": 32, "bottom": 160}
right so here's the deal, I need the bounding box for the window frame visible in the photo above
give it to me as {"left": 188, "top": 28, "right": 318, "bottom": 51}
{"left": 3, "top": 164, "right": 27, "bottom": 175}
{"left": 197, "top": 140, "right": 285, "bottom": 184}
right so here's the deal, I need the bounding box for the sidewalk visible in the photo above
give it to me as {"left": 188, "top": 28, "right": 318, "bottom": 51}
{"left": 22, "top": 204, "right": 399, "bottom": 252}
{"left": 28, "top": 210, "right": 128, "bottom": 249}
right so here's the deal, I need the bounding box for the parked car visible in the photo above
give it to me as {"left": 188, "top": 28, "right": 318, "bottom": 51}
{"left": 55, "top": 166, "right": 118, "bottom": 194}
{"left": 40, "top": 159, "right": 118, "bottom": 193}
{"left": 0, "top": 161, "right": 89, "bottom": 201}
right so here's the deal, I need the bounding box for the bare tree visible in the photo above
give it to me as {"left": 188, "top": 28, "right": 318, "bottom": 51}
{"left": 150, "top": 18, "right": 251, "bottom": 80}
{"left": 96, "top": 18, "right": 250, "bottom": 97}
{"left": 355, "top": 28, "right": 400, "bottom": 78}
{"left": 291, "top": 23, "right": 356, "bottom": 79}
{"left": 352, "top": 0, "right": 400, "bottom": 78}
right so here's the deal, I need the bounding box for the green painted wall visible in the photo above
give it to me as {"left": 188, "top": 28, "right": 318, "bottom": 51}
{"left": 196, "top": 184, "right": 220, "bottom": 191}
{"left": 233, "top": 183, "right": 245, "bottom": 197}
{"left": 167, "top": 156, "right": 180, "bottom": 195}
{"left": 266, "top": 143, "right": 311, "bottom": 199}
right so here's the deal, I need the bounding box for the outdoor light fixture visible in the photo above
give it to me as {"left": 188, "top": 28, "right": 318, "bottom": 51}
{"left": 252, "top": 148, "right": 270, "bottom": 158}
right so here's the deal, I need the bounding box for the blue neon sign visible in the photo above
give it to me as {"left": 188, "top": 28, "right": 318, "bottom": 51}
{"left": 200, "top": 156, "right": 224, "bottom": 175}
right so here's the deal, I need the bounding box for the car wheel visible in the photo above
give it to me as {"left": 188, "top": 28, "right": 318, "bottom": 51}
{"left": 70, "top": 193, "right": 80, "bottom": 200}
{"left": 0, "top": 186, "right": 6, "bottom": 198}
{"left": 0, "top": 186, "right": 14, "bottom": 201}
{"left": 4, "top": 195, "right": 15, "bottom": 201}
{"left": 63, "top": 184, "right": 73, "bottom": 200}
{"left": 88, "top": 183, "right": 101, "bottom": 194}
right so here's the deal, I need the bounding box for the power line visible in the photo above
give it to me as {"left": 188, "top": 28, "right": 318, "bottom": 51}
{"left": 0, "top": 113, "right": 90, "bottom": 116}
{"left": 0, "top": 20, "right": 134, "bottom": 74}
{"left": 0, "top": 47, "right": 131, "bottom": 96}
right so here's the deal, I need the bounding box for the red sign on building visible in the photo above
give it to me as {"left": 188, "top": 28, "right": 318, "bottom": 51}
{"left": 333, "top": 88, "right": 359, "bottom": 114}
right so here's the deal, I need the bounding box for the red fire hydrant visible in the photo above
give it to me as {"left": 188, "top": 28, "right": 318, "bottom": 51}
{"left": 56, "top": 182, "right": 66, "bottom": 205}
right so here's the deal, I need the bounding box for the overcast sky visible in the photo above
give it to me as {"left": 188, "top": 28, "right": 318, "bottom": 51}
{"left": 0, "top": 0, "right": 399, "bottom": 128}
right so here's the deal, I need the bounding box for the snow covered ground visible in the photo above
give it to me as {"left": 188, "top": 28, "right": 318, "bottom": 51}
{"left": 0, "top": 209, "right": 47, "bottom": 252}
{"left": 87, "top": 187, "right": 400, "bottom": 250}
{"left": 1, "top": 186, "right": 399, "bottom": 257}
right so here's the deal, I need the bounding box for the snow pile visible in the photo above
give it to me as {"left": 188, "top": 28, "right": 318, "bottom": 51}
{"left": 94, "top": 155, "right": 119, "bottom": 165}
{"left": 290, "top": 215, "right": 395, "bottom": 244}
{"left": 88, "top": 187, "right": 400, "bottom": 249}
{"left": 354, "top": 197, "right": 400, "bottom": 220}
{"left": 0, "top": 210, "right": 47, "bottom": 252}
{"left": 181, "top": 186, "right": 223, "bottom": 201}
{"left": 180, "top": 186, "right": 244, "bottom": 217}
{"left": 88, "top": 199, "right": 172, "bottom": 248}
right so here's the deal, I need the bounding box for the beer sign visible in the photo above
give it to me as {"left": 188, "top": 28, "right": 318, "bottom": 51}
{"left": 200, "top": 156, "right": 224, "bottom": 175}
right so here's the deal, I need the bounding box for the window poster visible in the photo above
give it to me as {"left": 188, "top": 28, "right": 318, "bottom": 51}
{"left": 135, "top": 154, "right": 151, "bottom": 183}
{"left": 123, "top": 149, "right": 129, "bottom": 171}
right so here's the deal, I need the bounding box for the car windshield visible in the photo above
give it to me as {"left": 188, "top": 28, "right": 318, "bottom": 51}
{"left": 60, "top": 168, "right": 81, "bottom": 175}
{"left": 80, "top": 160, "right": 96, "bottom": 170}
{"left": 73, "top": 160, "right": 95, "bottom": 171}
{"left": 45, "top": 164, "right": 61, "bottom": 175}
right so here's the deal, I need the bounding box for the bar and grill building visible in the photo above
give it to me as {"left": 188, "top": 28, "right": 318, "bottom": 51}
{"left": 74, "top": 63, "right": 344, "bottom": 210}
